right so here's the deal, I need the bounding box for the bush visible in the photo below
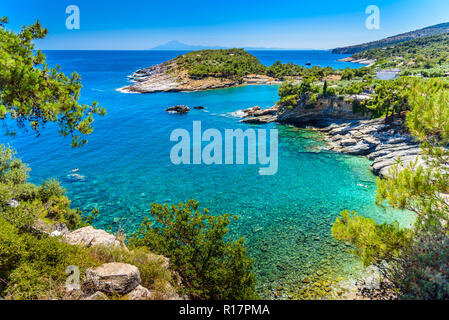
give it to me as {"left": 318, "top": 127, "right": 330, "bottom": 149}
{"left": 129, "top": 199, "right": 258, "bottom": 300}
{"left": 331, "top": 211, "right": 411, "bottom": 266}
{"left": 391, "top": 231, "right": 449, "bottom": 300}
{"left": 279, "top": 94, "right": 298, "bottom": 108}
{"left": 0, "top": 145, "right": 85, "bottom": 231}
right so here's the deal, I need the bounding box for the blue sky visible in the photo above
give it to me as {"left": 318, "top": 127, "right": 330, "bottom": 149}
{"left": 2, "top": 0, "right": 449, "bottom": 50}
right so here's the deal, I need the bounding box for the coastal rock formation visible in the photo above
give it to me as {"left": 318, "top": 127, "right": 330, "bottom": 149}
{"left": 320, "top": 117, "right": 422, "bottom": 178}
{"left": 122, "top": 63, "right": 240, "bottom": 93}
{"left": 121, "top": 67, "right": 280, "bottom": 93}
{"left": 277, "top": 95, "right": 371, "bottom": 126}
{"left": 166, "top": 105, "right": 190, "bottom": 114}
{"left": 63, "top": 226, "right": 122, "bottom": 248}
{"left": 242, "top": 74, "right": 280, "bottom": 85}
{"left": 120, "top": 59, "right": 240, "bottom": 93}
{"left": 233, "top": 95, "right": 371, "bottom": 126}
{"left": 232, "top": 105, "right": 278, "bottom": 124}
{"left": 232, "top": 101, "right": 422, "bottom": 179}
{"left": 83, "top": 263, "right": 141, "bottom": 295}
{"left": 119, "top": 49, "right": 280, "bottom": 93}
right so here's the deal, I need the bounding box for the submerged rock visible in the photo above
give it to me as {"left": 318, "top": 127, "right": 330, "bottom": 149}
{"left": 66, "top": 173, "right": 86, "bottom": 182}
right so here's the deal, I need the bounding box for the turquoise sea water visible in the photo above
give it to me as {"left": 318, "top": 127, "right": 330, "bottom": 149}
{"left": 2, "top": 50, "right": 412, "bottom": 298}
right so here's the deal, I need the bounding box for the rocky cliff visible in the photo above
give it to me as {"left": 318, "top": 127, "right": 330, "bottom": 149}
{"left": 277, "top": 95, "right": 371, "bottom": 126}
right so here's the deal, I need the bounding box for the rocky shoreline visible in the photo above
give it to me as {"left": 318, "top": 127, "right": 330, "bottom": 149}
{"left": 234, "top": 103, "right": 422, "bottom": 178}
{"left": 119, "top": 61, "right": 280, "bottom": 93}
{"left": 337, "top": 57, "right": 376, "bottom": 67}
{"left": 319, "top": 117, "right": 422, "bottom": 178}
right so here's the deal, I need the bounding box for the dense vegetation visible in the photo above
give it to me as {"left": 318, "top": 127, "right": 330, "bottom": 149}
{"left": 353, "top": 33, "right": 449, "bottom": 77}
{"left": 130, "top": 200, "right": 257, "bottom": 300}
{"left": 176, "top": 49, "right": 267, "bottom": 80}
{"left": 276, "top": 30, "right": 449, "bottom": 299}
{"left": 332, "top": 78, "right": 449, "bottom": 299}
{"left": 174, "top": 48, "right": 344, "bottom": 82}
{"left": 332, "top": 22, "right": 449, "bottom": 54}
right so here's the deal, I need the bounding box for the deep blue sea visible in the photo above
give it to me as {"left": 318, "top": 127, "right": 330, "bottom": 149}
{"left": 1, "top": 50, "right": 412, "bottom": 298}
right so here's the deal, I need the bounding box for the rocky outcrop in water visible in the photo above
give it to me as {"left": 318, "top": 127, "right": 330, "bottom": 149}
{"left": 232, "top": 106, "right": 278, "bottom": 124}
{"left": 233, "top": 95, "right": 372, "bottom": 126}
{"left": 166, "top": 105, "right": 191, "bottom": 114}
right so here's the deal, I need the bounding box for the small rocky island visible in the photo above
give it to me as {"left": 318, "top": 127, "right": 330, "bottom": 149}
{"left": 120, "top": 49, "right": 280, "bottom": 93}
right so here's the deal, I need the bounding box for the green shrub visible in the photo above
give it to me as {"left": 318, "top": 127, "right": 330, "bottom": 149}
{"left": 279, "top": 94, "right": 298, "bottom": 108}
{"left": 0, "top": 218, "right": 26, "bottom": 285}
{"left": 391, "top": 232, "right": 449, "bottom": 300}
{"left": 130, "top": 199, "right": 258, "bottom": 300}
{"left": 38, "top": 179, "right": 65, "bottom": 202}
{"left": 0, "top": 217, "right": 98, "bottom": 299}
{"left": 331, "top": 211, "right": 411, "bottom": 266}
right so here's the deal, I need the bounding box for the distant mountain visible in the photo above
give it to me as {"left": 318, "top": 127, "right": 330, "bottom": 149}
{"left": 150, "top": 40, "right": 295, "bottom": 51}
{"left": 150, "top": 40, "right": 226, "bottom": 51}
{"left": 332, "top": 22, "right": 449, "bottom": 54}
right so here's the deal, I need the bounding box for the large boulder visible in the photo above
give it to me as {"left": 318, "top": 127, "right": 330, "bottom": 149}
{"left": 64, "top": 226, "right": 121, "bottom": 248}
{"left": 83, "top": 263, "right": 141, "bottom": 295}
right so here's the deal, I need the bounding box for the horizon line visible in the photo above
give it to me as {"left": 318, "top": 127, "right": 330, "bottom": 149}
{"left": 38, "top": 48, "right": 335, "bottom": 52}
